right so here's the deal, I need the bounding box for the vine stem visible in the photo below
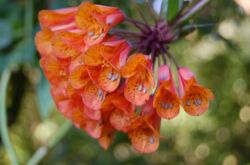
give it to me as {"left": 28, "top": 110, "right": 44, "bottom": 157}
{"left": 172, "top": 0, "right": 210, "bottom": 27}
{"left": 26, "top": 120, "right": 72, "bottom": 165}
{"left": 0, "top": 68, "right": 19, "bottom": 165}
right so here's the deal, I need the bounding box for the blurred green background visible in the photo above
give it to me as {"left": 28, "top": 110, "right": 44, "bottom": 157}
{"left": 0, "top": 0, "right": 250, "bottom": 164}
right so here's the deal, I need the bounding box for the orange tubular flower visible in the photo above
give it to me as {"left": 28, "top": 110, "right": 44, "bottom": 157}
{"left": 121, "top": 54, "right": 154, "bottom": 106}
{"left": 76, "top": 2, "right": 124, "bottom": 45}
{"left": 35, "top": 28, "right": 54, "bottom": 58}
{"left": 153, "top": 65, "right": 180, "bottom": 120}
{"left": 81, "top": 81, "right": 106, "bottom": 110}
{"left": 39, "top": 7, "right": 78, "bottom": 31}
{"left": 51, "top": 31, "right": 85, "bottom": 60}
{"left": 35, "top": 1, "right": 215, "bottom": 154}
{"left": 109, "top": 88, "right": 136, "bottom": 132}
{"left": 39, "top": 1, "right": 124, "bottom": 45}
{"left": 98, "top": 122, "right": 115, "bottom": 150}
{"left": 128, "top": 98, "right": 160, "bottom": 153}
{"left": 178, "top": 67, "right": 214, "bottom": 116}
{"left": 82, "top": 39, "right": 130, "bottom": 92}
{"left": 40, "top": 55, "right": 67, "bottom": 85}
{"left": 51, "top": 86, "right": 85, "bottom": 128}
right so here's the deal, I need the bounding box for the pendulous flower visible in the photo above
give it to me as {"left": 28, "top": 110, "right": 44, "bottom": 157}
{"left": 178, "top": 67, "right": 214, "bottom": 116}
{"left": 35, "top": 1, "right": 214, "bottom": 153}
{"left": 153, "top": 65, "right": 180, "bottom": 120}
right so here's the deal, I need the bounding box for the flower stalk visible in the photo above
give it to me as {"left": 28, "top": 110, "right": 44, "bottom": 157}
{"left": 172, "top": 0, "right": 210, "bottom": 27}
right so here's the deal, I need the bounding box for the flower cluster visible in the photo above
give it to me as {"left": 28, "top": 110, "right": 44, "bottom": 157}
{"left": 35, "top": 1, "right": 214, "bottom": 153}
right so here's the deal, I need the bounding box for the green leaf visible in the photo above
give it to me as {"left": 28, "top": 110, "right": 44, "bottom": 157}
{"left": 0, "top": 19, "right": 12, "bottom": 49}
{"left": 37, "top": 72, "right": 53, "bottom": 120}
{"left": 167, "top": 0, "right": 183, "bottom": 21}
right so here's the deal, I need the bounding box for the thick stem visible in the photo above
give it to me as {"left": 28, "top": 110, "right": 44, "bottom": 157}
{"left": 172, "top": 0, "right": 210, "bottom": 27}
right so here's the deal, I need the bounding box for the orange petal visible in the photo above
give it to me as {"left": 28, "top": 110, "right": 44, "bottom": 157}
{"left": 98, "top": 123, "right": 115, "bottom": 150}
{"left": 50, "top": 85, "right": 67, "bottom": 103}
{"left": 75, "top": 2, "right": 108, "bottom": 35}
{"left": 35, "top": 28, "right": 53, "bottom": 57}
{"left": 110, "top": 109, "right": 135, "bottom": 132}
{"left": 120, "top": 54, "right": 149, "bottom": 78}
{"left": 101, "top": 39, "right": 130, "bottom": 67}
{"left": 84, "top": 106, "right": 101, "bottom": 121}
{"left": 69, "top": 66, "right": 90, "bottom": 89}
{"left": 57, "top": 81, "right": 76, "bottom": 98}
{"left": 83, "top": 120, "right": 103, "bottom": 139}
{"left": 124, "top": 72, "right": 153, "bottom": 106}
{"left": 81, "top": 82, "right": 106, "bottom": 110}
{"left": 111, "top": 93, "right": 135, "bottom": 114}
{"left": 87, "top": 66, "right": 102, "bottom": 84}
{"left": 178, "top": 67, "right": 197, "bottom": 98}
{"left": 124, "top": 115, "right": 145, "bottom": 131}
{"left": 40, "top": 56, "right": 66, "bottom": 85}
{"left": 70, "top": 104, "right": 85, "bottom": 128}
{"left": 82, "top": 44, "right": 104, "bottom": 66}
{"left": 130, "top": 125, "right": 159, "bottom": 153}
{"left": 100, "top": 93, "right": 117, "bottom": 111}
{"left": 69, "top": 55, "right": 85, "bottom": 71}
{"left": 39, "top": 8, "right": 76, "bottom": 28}
{"left": 57, "top": 99, "right": 75, "bottom": 118}
{"left": 182, "top": 84, "right": 214, "bottom": 116}
{"left": 153, "top": 84, "right": 180, "bottom": 120}
{"left": 98, "top": 67, "right": 120, "bottom": 92}
{"left": 51, "top": 85, "right": 81, "bottom": 119}
{"left": 52, "top": 32, "right": 83, "bottom": 59}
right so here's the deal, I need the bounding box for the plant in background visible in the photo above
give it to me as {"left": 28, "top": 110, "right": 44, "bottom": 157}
{"left": 35, "top": 0, "right": 214, "bottom": 153}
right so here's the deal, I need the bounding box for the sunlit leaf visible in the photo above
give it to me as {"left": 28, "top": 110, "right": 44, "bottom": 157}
{"left": 167, "top": 0, "right": 183, "bottom": 21}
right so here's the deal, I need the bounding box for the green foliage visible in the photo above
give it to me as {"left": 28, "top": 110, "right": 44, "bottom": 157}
{"left": 167, "top": 0, "right": 183, "bottom": 21}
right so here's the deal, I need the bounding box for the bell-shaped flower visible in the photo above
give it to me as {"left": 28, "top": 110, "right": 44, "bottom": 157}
{"left": 50, "top": 86, "right": 85, "bottom": 128}
{"left": 98, "top": 123, "right": 115, "bottom": 150}
{"left": 121, "top": 54, "right": 154, "bottom": 106}
{"left": 35, "top": 28, "right": 54, "bottom": 57}
{"left": 81, "top": 81, "right": 106, "bottom": 110}
{"left": 40, "top": 55, "right": 68, "bottom": 86}
{"left": 81, "top": 118, "right": 103, "bottom": 139}
{"left": 38, "top": 6, "right": 78, "bottom": 31}
{"left": 75, "top": 2, "right": 125, "bottom": 44}
{"left": 84, "top": 106, "right": 101, "bottom": 121}
{"left": 128, "top": 98, "right": 160, "bottom": 153}
{"left": 153, "top": 65, "right": 180, "bottom": 119}
{"left": 39, "top": 2, "right": 124, "bottom": 45}
{"left": 51, "top": 31, "right": 85, "bottom": 60}
{"left": 109, "top": 88, "right": 136, "bottom": 132}
{"left": 178, "top": 67, "right": 214, "bottom": 116}
{"left": 83, "top": 39, "right": 130, "bottom": 92}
